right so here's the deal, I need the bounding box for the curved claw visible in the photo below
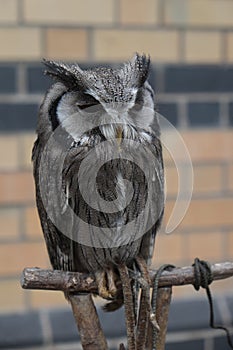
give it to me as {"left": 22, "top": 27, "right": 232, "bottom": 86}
{"left": 95, "top": 269, "right": 118, "bottom": 300}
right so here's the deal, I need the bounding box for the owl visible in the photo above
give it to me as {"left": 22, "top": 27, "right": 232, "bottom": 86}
{"left": 32, "top": 53, "right": 164, "bottom": 306}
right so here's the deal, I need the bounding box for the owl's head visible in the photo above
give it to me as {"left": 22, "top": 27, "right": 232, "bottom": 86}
{"left": 42, "top": 53, "right": 155, "bottom": 141}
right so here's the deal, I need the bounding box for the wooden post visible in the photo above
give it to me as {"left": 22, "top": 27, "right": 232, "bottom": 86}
{"left": 69, "top": 294, "right": 108, "bottom": 350}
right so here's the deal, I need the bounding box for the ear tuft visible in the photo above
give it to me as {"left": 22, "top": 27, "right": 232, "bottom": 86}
{"left": 42, "top": 59, "right": 85, "bottom": 90}
{"left": 132, "top": 53, "right": 150, "bottom": 87}
{"left": 122, "top": 53, "right": 150, "bottom": 88}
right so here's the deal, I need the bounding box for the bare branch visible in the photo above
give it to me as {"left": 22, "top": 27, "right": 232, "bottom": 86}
{"left": 21, "top": 262, "right": 233, "bottom": 292}
{"left": 69, "top": 294, "right": 108, "bottom": 350}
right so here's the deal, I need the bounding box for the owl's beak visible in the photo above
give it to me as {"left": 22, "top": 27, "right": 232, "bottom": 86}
{"left": 116, "top": 126, "right": 123, "bottom": 147}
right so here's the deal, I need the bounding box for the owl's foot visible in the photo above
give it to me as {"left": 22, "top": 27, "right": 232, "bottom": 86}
{"left": 95, "top": 269, "right": 118, "bottom": 300}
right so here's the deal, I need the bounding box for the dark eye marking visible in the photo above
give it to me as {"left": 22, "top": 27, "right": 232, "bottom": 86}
{"left": 76, "top": 92, "right": 100, "bottom": 110}
{"left": 78, "top": 101, "right": 100, "bottom": 110}
{"left": 49, "top": 92, "right": 66, "bottom": 130}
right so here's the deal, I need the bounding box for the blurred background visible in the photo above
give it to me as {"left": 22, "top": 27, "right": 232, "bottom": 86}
{"left": 0, "top": 0, "right": 233, "bottom": 349}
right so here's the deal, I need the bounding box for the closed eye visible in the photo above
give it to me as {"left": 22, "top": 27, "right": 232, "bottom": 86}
{"left": 77, "top": 102, "right": 100, "bottom": 110}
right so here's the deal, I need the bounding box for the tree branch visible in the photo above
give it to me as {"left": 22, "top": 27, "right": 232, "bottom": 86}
{"left": 69, "top": 294, "right": 108, "bottom": 350}
{"left": 21, "top": 261, "right": 233, "bottom": 292}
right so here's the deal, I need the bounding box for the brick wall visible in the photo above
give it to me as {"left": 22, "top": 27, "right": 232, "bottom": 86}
{"left": 0, "top": 1, "right": 233, "bottom": 348}
{"left": 0, "top": 0, "right": 233, "bottom": 63}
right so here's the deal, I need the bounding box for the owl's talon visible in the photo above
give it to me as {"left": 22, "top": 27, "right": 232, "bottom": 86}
{"left": 107, "top": 269, "right": 118, "bottom": 297}
{"left": 95, "top": 269, "right": 118, "bottom": 300}
{"left": 99, "top": 286, "right": 114, "bottom": 300}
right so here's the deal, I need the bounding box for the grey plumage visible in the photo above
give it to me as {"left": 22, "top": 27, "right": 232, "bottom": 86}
{"left": 32, "top": 53, "right": 164, "bottom": 306}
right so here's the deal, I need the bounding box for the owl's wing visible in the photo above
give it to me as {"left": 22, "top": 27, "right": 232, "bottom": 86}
{"left": 32, "top": 135, "right": 76, "bottom": 271}
{"left": 139, "top": 133, "right": 164, "bottom": 266}
{"left": 31, "top": 82, "right": 78, "bottom": 271}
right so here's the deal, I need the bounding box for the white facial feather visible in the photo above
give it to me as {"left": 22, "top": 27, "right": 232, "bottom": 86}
{"left": 56, "top": 81, "right": 155, "bottom": 144}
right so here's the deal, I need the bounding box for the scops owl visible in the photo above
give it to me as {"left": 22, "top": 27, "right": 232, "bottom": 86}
{"left": 32, "top": 53, "right": 164, "bottom": 306}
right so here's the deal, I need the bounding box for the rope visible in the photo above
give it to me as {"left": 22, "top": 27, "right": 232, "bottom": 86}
{"left": 192, "top": 258, "right": 233, "bottom": 349}
{"left": 131, "top": 258, "right": 233, "bottom": 349}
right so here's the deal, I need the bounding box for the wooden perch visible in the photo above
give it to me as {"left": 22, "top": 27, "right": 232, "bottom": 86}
{"left": 21, "top": 261, "right": 233, "bottom": 350}
{"left": 21, "top": 261, "right": 233, "bottom": 292}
